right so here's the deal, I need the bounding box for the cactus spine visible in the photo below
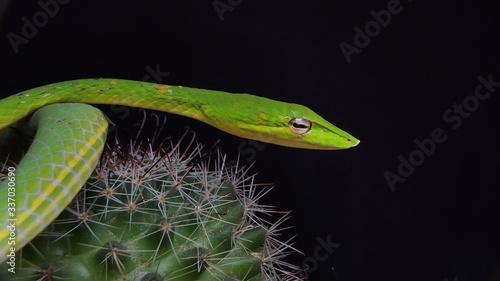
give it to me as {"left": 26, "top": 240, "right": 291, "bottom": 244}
{"left": 2, "top": 135, "right": 304, "bottom": 280}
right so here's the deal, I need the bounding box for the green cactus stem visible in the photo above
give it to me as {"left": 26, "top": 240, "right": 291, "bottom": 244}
{"left": 1, "top": 134, "right": 304, "bottom": 281}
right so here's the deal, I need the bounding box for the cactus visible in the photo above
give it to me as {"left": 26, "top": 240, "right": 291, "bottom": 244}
{"left": 1, "top": 134, "right": 304, "bottom": 280}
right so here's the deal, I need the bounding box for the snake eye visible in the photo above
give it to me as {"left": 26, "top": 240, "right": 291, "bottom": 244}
{"left": 288, "top": 118, "right": 312, "bottom": 135}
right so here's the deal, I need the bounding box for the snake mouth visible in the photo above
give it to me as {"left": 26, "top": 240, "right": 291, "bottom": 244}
{"left": 349, "top": 138, "right": 361, "bottom": 147}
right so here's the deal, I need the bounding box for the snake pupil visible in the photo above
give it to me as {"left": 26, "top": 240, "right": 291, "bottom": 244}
{"left": 288, "top": 118, "right": 312, "bottom": 135}
{"left": 293, "top": 123, "right": 308, "bottom": 129}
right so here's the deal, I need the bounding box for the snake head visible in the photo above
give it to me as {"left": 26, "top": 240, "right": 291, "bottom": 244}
{"left": 266, "top": 102, "right": 360, "bottom": 150}
{"left": 207, "top": 95, "right": 360, "bottom": 150}
{"left": 282, "top": 106, "right": 360, "bottom": 150}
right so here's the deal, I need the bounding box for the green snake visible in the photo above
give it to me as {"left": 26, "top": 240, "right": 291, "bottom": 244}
{"left": 0, "top": 78, "right": 359, "bottom": 260}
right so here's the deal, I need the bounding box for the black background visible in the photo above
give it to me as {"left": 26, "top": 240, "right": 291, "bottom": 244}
{"left": 1, "top": 1, "right": 499, "bottom": 280}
